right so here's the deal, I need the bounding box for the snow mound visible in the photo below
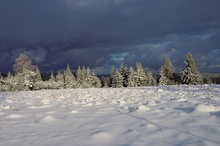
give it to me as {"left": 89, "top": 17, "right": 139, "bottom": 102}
{"left": 118, "top": 99, "right": 127, "bottom": 105}
{"left": 148, "top": 101, "right": 157, "bottom": 106}
{"left": 157, "top": 88, "right": 164, "bottom": 93}
{"left": 136, "top": 105, "right": 150, "bottom": 112}
{"left": 94, "top": 101, "right": 103, "bottom": 105}
{"left": 40, "top": 116, "right": 56, "bottom": 123}
{"left": 1, "top": 105, "right": 11, "bottom": 110}
{"left": 83, "top": 103, "right": 94, "bottom": 107}
{"left": 28, "top": 105, "right": 50, "bottom": 109}
{"left": 195, "top": 104, "right": 220, "bottom": 112}
{"left": 42, "top": 99, "right": 50, "bottom": 105}
{"left": 91, "top": 131, "right": 113, "bottom": 142}
{"left": 70, "top": 110, "right": 79, "bottom": 114}
{"left": 123, "top": 106, "right": 136, "bottom": 112}
{"left": 7, "top": 114, "right": 25, "bottom": 119}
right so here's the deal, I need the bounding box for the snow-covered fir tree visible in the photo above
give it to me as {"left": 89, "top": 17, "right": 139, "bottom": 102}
{"left": 0, "top": 72, "right": 13, "bottom": 91}
{"left": 119, "top": 63, "right": 129, "bottom": 87}
{"left": 64, "top": 64, "right": 77, "bottom": 89}
{"left": 159, "top": 57, "right": 175, "bottom": 85}
{"left": 127, "top": 66, "right": 137, "bottom": 87}
{"left": 34, "top": 67, "right": 44, "bottom": 90}
{"left": 111, "top": 69, "right": 124, "bottom": 88}
{"left": 76, "top": 66, "right": 89, "bottom": 88}
{"left": 47, "top": 71, "right": 57, "bottom": 89}
{"left": 75, "top": 66, "right": 101, "bottom": 88}
{"left": 76, "top": 66, "right": 83, "bottom": 87}
{"left": 180, "top": 53, "right": 203, "bottom": 85}
{"left": 146, "top": 71, "right": 157, "bottom": 86}
{"left": 55, "top": 70, "right": 65, "bottom": 89}
{"left": 135, "top": 62, "right": 147, "bottom": 86}
{"left": 110, "top": 66, "right": 115, "bottom": 87}
{"left": 90, "top": 70, "right": 101, "bottom": 88}
{"left": 35, "top": 67, "right": 42, "bottom": 82}
{"left": 49, "top": 71, "right": 56, "bottom": 82}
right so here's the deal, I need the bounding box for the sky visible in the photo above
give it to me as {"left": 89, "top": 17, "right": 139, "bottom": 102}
{"left": 0, "top": 0, "right": 220, "bottom": 74}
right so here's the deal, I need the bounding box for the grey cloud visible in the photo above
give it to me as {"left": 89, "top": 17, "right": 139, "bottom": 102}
{"left": 0, "top": 0, "right": 220, "bottom": 73}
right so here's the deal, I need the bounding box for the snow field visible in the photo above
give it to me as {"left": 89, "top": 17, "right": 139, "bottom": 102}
{"left": 0, "top": 85, "right": 220, "bottom": 146}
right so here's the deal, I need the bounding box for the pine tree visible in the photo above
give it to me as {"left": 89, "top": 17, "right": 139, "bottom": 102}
{"left": 111, "top": 69, "right": 124, "bottom": 88}
{"left": 35, "top": 66, "right": 42, "bottom": 82}
{"left": 159, "top": 66, "right": 168, "bottom": 86}
{"left": 0, "top": 72, "right": 13, "bottom": 91}
{"left": 159, "top": 57, "right": 175, "bottom": 85}
{"left": 90, "top": 70, "right": 101, "bottom": 88}
{"left": 34, "top": 67, "right": 43, "bottom": 90}
{"left": 110, "top": 66, "right": 115, "bottom": 87}
{"left": 135, "top": 62, "right": 147, "bottom": 86}
{"left": 119, "top": 63, "right": 129, "bottom": 87}
{"left": 146, "top": 71, "right": 157, "bottom": 86}
{"left": 48, "top": 71, "right": 56, "bottom": 89}
{"left": 127, "top": 66, "right": 137, "bottom": 87}
{"left": 56, "top": 70, "right": 64, "bottom": 89}
{"left": 81, "top": 66, "right": 91, "bottom": 88}
{"left": 64, "top": 64, "right": 77, "bottom": 89}
{"left": 180, "top": 53, "right": 203, "bottom": 85}
{"left": 76, "top": 66, "right": 83, "bottom": 87}
{"left": 49, "top": 71, "right": 56, "bottom": 82}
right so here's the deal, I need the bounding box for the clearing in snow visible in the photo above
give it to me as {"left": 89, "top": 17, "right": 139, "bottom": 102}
{"left": 0, "top": 85, "right": 220, "bottom": 146}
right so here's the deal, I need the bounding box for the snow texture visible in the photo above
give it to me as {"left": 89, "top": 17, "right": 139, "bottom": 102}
{"left": 0, "top": 85, "right": 220, "bottom": 146}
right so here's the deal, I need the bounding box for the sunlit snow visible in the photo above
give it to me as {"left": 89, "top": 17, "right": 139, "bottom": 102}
{"left": 0, "top": 85, "right": 220, "bottom": 146}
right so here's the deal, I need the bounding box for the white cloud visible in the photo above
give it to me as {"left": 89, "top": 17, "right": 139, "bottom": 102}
{"left": 24, "top": 48, "right": 47, "bottom": 63}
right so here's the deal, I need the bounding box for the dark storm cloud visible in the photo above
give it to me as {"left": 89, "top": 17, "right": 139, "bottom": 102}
{"left": 0, "top": 0, "right": 220, "bottom": 74}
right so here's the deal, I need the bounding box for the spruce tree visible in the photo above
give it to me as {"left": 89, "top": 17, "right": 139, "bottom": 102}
{"left": 180, "top": 53, "right": 203, "bottom": 85}
{"left": 35, "top": 66, "right": 42, "bottom": 82}
{"left": 34, "top": 67, "right": 43, "bottom": 90}
{"left": 146, "top": 71, "right": 157, "bottom": 86}
{"left": 81, "top": 66, "right": 91, "bottom": 88}
{"left": 159, "top": 57, "right": 175, "bottom": 85}
{"left": 90, "top": 70, "right": 101, "bottom": 88}
{"left": 50, "top": 71, "right": 56, "bottom": 82}
{"left": 64, "top": 64, "right": 77, "bottom": 89}
{"left": 76, "top": 66, "right": 83, "bottom": 87}
{"left": 56, "top": 70, "right": 64, "bottom": 89}
{"left": 119, "top": 63, "right": 129, "bottom": 87}
{"left": 127, "top": 66, "right": 137, "bottom": 87}
{"left": 135, "top": 62, "right": 147, "bottom": 86}
{"left": 48, "top": 71, "right": 56, "bottom": 89}
{"left": 110, "top": 66, "right": 115, "bottom": 87}
{"left": 111, "top": 69, "right": 124, "bottom": 88}
{"left": 1, "top": 72, "right": 14, "bottom": 91}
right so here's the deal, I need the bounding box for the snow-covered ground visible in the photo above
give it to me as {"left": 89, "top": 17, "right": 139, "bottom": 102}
{"left": 0, "top": 85, "right": 220, "bottom": 146}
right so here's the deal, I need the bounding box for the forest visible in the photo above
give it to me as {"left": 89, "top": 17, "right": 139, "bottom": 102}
{"left": 0, "top": 53, "right": 219, "bottom": 91}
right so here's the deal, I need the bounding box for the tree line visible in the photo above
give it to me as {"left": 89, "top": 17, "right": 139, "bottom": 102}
{"left": 0, "top": 53, "right": 211, "bottom": 91}
{"left": 107, "top": 53, "right": 203, "bottom": 88}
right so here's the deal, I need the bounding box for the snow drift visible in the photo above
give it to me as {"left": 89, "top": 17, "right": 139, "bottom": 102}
{"left": 0, "top": 85, "right": 220, "bottom": 146}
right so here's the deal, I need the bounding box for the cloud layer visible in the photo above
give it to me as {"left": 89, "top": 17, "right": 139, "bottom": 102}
{"left": 0, "top": 0, "right": 220, "bottom": 74}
